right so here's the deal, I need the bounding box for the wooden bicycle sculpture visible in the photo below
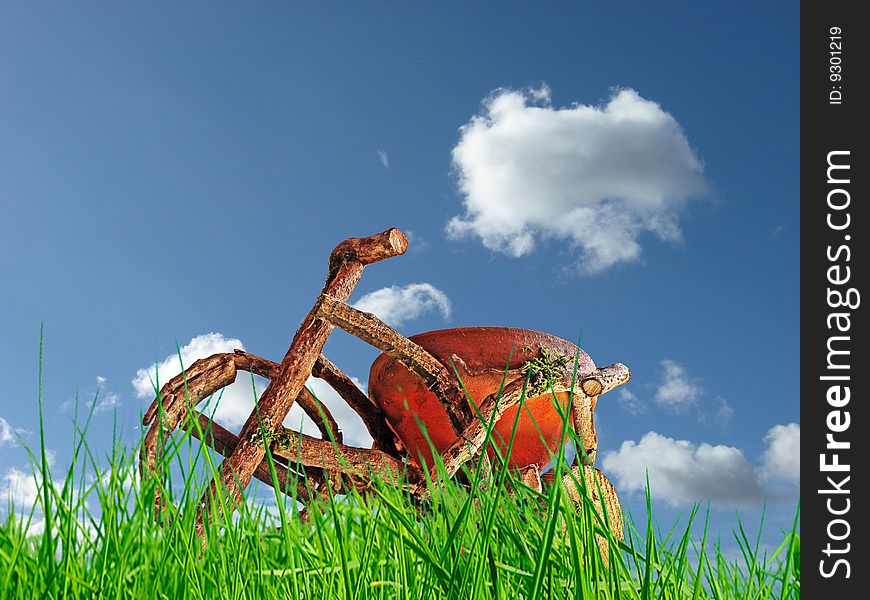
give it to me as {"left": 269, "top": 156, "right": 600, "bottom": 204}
{"left": 139, "top": 228, "right": 631, "bottom": 552}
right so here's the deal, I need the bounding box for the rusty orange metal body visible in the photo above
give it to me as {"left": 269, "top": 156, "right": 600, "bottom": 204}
{"left": 370, "top": 327, "right": 593, "bottom": 470}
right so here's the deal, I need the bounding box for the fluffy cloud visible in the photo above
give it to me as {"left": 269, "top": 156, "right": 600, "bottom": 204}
{"left": 0, "top": 418, "right": 13, "bottom": 446}
{"left": 616, "top": 361, "right": 734, "bottom": 427}
{"left": 0, "top": 457, "right": 106, "bottom": 539}
{"left": 759, "top": 423, "right": 800, "bottom": 484}
{"left": 352, "top": 283, "right": 451, "bottom": 328}
{"left": 0, "top": 467, "right": 41, "bottom": 508}
{"left": 132, "top": 333, "right": 261, "bottom": 429}
{"left": 1, "top": 416, "right": 29, "bottom": 447}
{"left": 602, "top": 424, "right": 800, "bottom": 507}
{"left": 654, "top": 359, "right": 702, "bottom": 411}
{"left": 0, "top": 461, "right": 58, "bottom": 537}
{"left": 602, "top": 432, "right": 765, "bottom": 507}
{"left": 447, "top": 86, "right": 707, "bottom": 273}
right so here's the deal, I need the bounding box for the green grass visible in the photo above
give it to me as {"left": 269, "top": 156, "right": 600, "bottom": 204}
{"left": 1, "top": 342, "right": 800, "bottom": 599}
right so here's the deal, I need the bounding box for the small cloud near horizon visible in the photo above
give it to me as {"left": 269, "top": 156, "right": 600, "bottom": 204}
{"left": 602, "top": 423, "right": 799, "bottom": 508}
{"left": 0, "top": 417, "right": 29, "bottom": 448}
{"left": 93, "top": 377, "right": 121, "bottom": 414}
{"left": 59, "top": 377, "right": 121, "bottom": 416}
{"left": 759, "top": 422, "right": 800, "bottom": 484}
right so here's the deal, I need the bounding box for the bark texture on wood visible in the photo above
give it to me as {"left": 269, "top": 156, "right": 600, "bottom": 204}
{"left": 572, "top": 362, "right": 630, "bottom": 466}
{"left": 571, "top": 397, "right": 598, "bottom": 466}
{"left": 438, "top": 361, "right": 631, "bottom": 479}
{"left": 233, "top": 348, "right": 403, "bottom": 450}
{"left": 296, "top": 386, "right": 343, "bottom": 444}
{"left": 580, "top": 363, "right": 631, "bottom": 397}
{"left": 316, "top": 294, "right": 473, "bottom": 433}
{"left": 329, "top": 228, "right": 409, "bottom": 268}
{"left": 140, "top": 350, "right": 342, "bottom": 481}
{"left": 270, "top": 427, "right": 422, "bottom": 486}
{"left": 559, "top": 465, "right": 624, "bottom": 566}
{"left": 183, "top": 412, "right": 313, "bottom": 502}
{"left": 196, "top": 229, "right": 408, "bottom": 534}
{"left": 142, "top": 353, "right": 238, "bottom": 428}
{"left": 232, "top": 350, "right": 342, "bottom": 443}
{"left": 311, "top": 354, "right": 402, "bottom": 457}
{"left": 231, "top": 350, "right": 280, "bottom": 378}
{"left": 140, "top": 353, "right": 238, "bottom": 488}
{"left": 519, "top": 464, "right": 543, "bottom": 494}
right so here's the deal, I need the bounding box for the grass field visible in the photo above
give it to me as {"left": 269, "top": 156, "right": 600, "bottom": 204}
{"left": 1, "top": 347, "right": 800, "bottom": 599}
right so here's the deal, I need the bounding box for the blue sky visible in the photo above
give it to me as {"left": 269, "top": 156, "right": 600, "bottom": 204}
{"left": 1, "top": 3, "right": 798, "bottom": 549}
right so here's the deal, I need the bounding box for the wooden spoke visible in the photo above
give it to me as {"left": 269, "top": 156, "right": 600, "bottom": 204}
{"left": 311, "top": 354, "right": 403, "bottom": 457}
{"left": 182, "top": 411, "right": 313, "bottom": 502}
{"left": 315, "top": 294, "right": 474, "bottom": 434}
{"left": 269, "top": 426, "right": 422, "bottom": 487}
{"left": 196, "top": 228, "right": 408, "bottom": 536}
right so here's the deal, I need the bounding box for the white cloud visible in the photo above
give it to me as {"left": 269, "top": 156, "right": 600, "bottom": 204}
{"left": 709, "top": 397, "right": 734, "bottom": 427}
{"left": 0, "top": 416, "right": 28, "bottom": 447}
{"left": 132, "top": 333, "right": 262, "bottom": 430}
{"left": 1, "top": 460, "right": 99, "bottom": 539}
{"left": 614, "top": 363, "right": 731, "bottom": 426}
{"left": 93, "top": 377, "right": 121, "bottom": 414}
{"left": 22, "top": 517, "right": 46, "bottom": 536}
{"left": 616, "top": 388, "right": 646, "bottom": 416}
{"left": 0, "top": 462, "right": 60, "bottom": 537}
{"left": 654, "top": 359, "right": 701, "bottom": 411}
{"left": 352, "top": 283, "right": 451, "bottom": 328}
{"left": 60, "top": 378, "right": 121, "bottom": 416}
{"left": 378, "top": 149, "right": 390, "bottom": 169}
{"left": 602, "top": 432, "right": 765, "bottom": 507}
{"left": 94, "top": 392, "right": 121, "bottom": 414}
{"left": 447, "top": 86, "right": 707, "bottom": 273}
{"left": 603, "top": 423, "right": 800, "bottom": 508}
{"left": 0, "top": 467, "right": 41, "bottom": 509}
{"left": 760, "top": 423, "right": 800, "bottom": 484}
{"left": 0, "top": 453, "right": 59, "bottom": 511}
{"left": 529, "top": 83, "right": 551, "bottom": 103}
